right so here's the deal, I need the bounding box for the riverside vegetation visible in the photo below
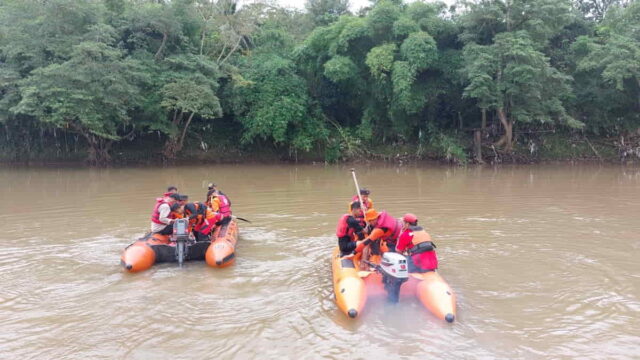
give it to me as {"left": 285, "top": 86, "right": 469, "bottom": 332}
{"left": 1, "top": 0, "right": 639, "bottom": 165}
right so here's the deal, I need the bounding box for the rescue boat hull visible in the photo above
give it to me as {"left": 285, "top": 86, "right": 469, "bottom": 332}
{"left": 331, "top": 246, "right": 457, "bottom": 322}
{"left": 121, "top": 220, "right": 239, "bottom": 272}
{"left": 205, "top": 219, "right": 239, "bottom": 268}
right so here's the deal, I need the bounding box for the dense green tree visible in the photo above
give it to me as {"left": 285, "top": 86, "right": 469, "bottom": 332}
{"left": 0, "top": 0, "right": 638, "bottom": 164}
{"left": 306, "top": 0, "right": 350, "bottom": 26}
{"left": 571, "top": 1, "right": 640, "bottom": 135}
{"left": 10, "top": 31, "right": 143, "bottom": 164}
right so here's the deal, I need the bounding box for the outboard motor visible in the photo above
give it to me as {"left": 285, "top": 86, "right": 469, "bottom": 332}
{"left": 379, "top": 252, "right": 409, "bottom": 303}
{"left": 172, "top": 218, "right": 191, "bottom": 267}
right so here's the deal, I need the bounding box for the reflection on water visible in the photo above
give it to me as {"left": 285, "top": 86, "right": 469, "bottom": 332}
{"left": 0, "top": 164, "right": 639, "bottom": 359}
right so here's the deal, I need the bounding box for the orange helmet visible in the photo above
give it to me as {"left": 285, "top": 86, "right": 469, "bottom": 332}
{"left": 364, "top": 209, "right": 379, "bottom": 222}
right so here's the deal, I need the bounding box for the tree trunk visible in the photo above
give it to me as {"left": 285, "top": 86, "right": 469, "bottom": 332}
{"left": 496, "top": 108, "right": 513, "bottom": 152}
{"left": 636, "top": 78, "right": 640, "bottom": 111}
{"left": 85, "top": 134, "right": 112, "bottom": 166}
{"left": 155, "top": 32, "right": 168, "bottom": 60}
{"left": 178, "top": 112, "right": 195, "bottom": 151}
{"left": 474, "top": 129, "right": 484, "bottom": 163}
{"left": 481, "top": 108, "right": 487, "bottom": 130}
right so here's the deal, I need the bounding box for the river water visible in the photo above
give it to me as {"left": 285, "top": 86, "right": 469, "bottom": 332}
{"left": 0, "top": 164, "right": 638, "bottom": 359}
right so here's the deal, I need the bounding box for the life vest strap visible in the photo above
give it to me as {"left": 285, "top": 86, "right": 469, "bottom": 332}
{"left": 409, "top": 241, "right": 436, "bottom": 255}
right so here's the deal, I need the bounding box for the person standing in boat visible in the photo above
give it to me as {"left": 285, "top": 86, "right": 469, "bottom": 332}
{"left": 348, "top": 188, "right": 373, "bottom": 215}
{"left": 205, "top": 183, "right": 231, "bottom": 207}
{"left": 151, "top": 193, "right": 181, "bottom": 235}
{"left": 396, "top": 213, "right": 438, "bottom": 273}
{"left": 209, "top": 189, "right": 233, "bottom": 226}
{"left": 336, "top": 202, "right": 366, "bottom": 256}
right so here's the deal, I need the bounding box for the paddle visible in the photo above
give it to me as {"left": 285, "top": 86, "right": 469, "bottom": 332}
{"left": 350, "top": 168, "right": 367, "bottom": 212}
{"left": 234, "top": 216, "right": 252, "bottom": 223}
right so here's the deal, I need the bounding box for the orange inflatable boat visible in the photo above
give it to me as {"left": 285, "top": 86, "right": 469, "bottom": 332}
{"left": 205, "top": 218, "right": 238, "bottom": 268}
{"left": 331, "top": 247, "right": 456, "bottom": 322}
{"left": 121, "top": 219, "right": 238, "bottom": 272}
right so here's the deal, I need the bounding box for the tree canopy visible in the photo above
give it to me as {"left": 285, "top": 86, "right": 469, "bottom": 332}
{"left": 0, "top": 0, "right": 638, "bottom": 164}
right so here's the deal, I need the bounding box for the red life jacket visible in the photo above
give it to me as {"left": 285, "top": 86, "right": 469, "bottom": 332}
{"left": 350, "top": 195, "right": 372, "bottom": 210}
{"left": 151, "top": 200, "right": 169, "bottom": 225}
{"left": 216, "top": 194, "right": 232, "bottom": 217}
{"left": 376, "top": 211, "right": 402, "bottom": 242}
{"left": 336, "top": 214, "right": 362, "bottom": 238}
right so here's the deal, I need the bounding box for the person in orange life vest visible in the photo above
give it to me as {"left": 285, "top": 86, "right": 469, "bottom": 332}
{"left": 209, "top": 189, "right": 232, "bottom": 226}
{"left": 205, "top": 183, "right": 231, "bottom": 207}
{"left": 184, "top": 202, "right": 217, "bottom": 242}
{"left": 170, "top": 203, "right": 185, "bottom": 219}
{"left": 355, "top": 209, "right": 403, "bottom": 255}
{"left": 396, "top": 213, "right": 438, "bottom": 273}
{"left": 348, "top": 188, "right": 374, "bottom": 214}
{"left": 151, "top": 193, "right": 181, "bottom": 235}
{"left": 336, "top": 201, "right": 366, "bottom": 256}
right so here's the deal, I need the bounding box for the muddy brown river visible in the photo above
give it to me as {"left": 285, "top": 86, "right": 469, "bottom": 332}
{"left": 0, "top": 164, "right": 639, "bottom": 359}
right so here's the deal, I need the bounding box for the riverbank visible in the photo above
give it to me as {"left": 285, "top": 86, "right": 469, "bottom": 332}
{"left": 1, "top": 132, "right": 638, "bottom": 166}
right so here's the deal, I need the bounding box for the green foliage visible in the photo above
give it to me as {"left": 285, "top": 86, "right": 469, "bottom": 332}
{"left": 11, "top": 39, "right": 141, "bottom": 141}
{"left": 400, "top": 32, "right": 438, "bottom": 71}
{"left": 365, "top": 43, "right": 397, "bottom": 79}
{"left": 393, "top": 17, "right": 420, "bottom": 38}
{"left": 0, "top": 0, "right": 637, "bottom": 164}
{"left": 464, "top": 31, "right": 578, "bottom": 126}
{"left": 324, "top": 56, "right": 358, "bottom": 83}
{"left": 367, "top": 0, "right": 402, "bottom": 39}
{"left": 230, "top": 52, "right": 327, "bottom": 151}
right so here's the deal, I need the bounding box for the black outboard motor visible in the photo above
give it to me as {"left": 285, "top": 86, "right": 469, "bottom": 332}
{"left": 172, "top": 218, "right": 191, "bottom": 267}
{"left": 378, "top": 252, "right": 410, "bottom": 303}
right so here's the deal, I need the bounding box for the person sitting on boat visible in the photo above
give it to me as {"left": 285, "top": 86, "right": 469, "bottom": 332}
{"left": 336, "top": 201, "right": 366, "bottom": 256}
{"left": 348, "top": 188, "right": 373, "bottom": 215}
{"left": 205, "top": 183, "right": 231, "bottom": 206}
{"left": 355, "top": 209, "right": 402, "bottom": 257}
{"left": 396, "top": 213, "right": 438, "bottom": 273}
{"left": 184, "top": 202, "right": 217, "bottom": 242}
{"left": 151, "top": 193, "right": 181, "bottom": 235}
{"left": 209, "top": 189, "right": 232, "bottom": 226}
{"left": 170, "top": 202, "right": 184, "bottom": 219}
{"left": 178, "top": 194, "right": 189, "bottom": 207}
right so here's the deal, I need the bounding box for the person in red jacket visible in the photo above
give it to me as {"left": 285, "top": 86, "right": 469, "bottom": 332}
{"left": 396, "top": 213, "right": 438, "bottom": 273}
{"left": 348, "top": 188, "right": 374, "bottom": 214}
{"left": 336, "top": 202, "right": 366, "bottom": 256}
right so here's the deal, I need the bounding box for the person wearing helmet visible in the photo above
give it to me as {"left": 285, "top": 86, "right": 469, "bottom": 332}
{"left": 348, "top": 188, "right": 374, "bottom": 215}
{"left": 354, "top": 209, "right": 402, "bottom": 270}
{"left": 336, "top": 201, "right": 366, "bottom": 256}
{"left": 396, "top": 213, "right": 438, "bottom": 273}
{"left": 355, "top": 209, "right": 402, "bottom": 254}
{"left": 184, "top": 201, "right": 217, "bottom": 242}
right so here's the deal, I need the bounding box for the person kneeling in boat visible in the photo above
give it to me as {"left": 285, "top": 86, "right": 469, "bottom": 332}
{"left": 336, "top": 201, "right": 366, "bottom": 256}
{"left": 209, "top": 189, "right": 232, "bottom": 226}
{"left": 184, "top": 202, "right": 217, "bottom": 242}
{"left": 151, "top": 193, "right": 181, "bottom": 235}
{"left": 354, "top": 209, "right": 402, "bottom": 269}
{"left": 396, "top": 213, "right": 438, "bottom": 273}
